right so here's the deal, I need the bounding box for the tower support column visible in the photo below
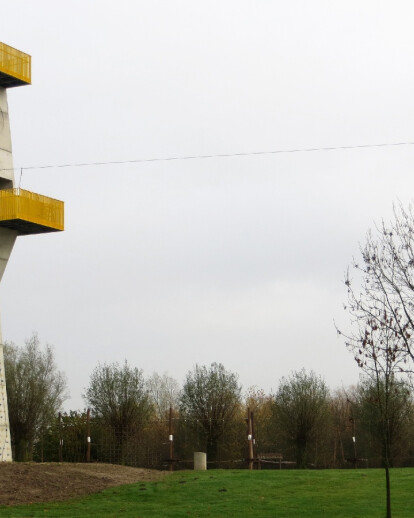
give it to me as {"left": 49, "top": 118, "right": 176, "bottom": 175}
{"left": 0, "top": 335, "right": 12, "bottom": 461}
{"left": 0, "top": 83, "right": 15, "bottom": 462}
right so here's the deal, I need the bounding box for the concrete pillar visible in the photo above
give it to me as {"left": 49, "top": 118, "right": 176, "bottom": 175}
{"left": 0, "top": 87, "right": 15, "bottom": 189}
{"left": 0, "top": 335, "right": 12, "bottom": 461}
{"left": 194, "top": 452, "right": 207, "bottom": 470}
{"left": 0, "top": 85, "right": 15, "bottom": 462}
{"left": 0, "top": 229, "right": 17, "bottom": 284}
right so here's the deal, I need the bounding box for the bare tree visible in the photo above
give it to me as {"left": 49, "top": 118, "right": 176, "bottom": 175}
{"left": 340, "top": 300, "right": 409, "bottom": 518}
{"left": 147, "top": 372, "right": 181, "bottom": 420}
{"left": 4, "top": 334, "right": 68, "bottom": 461}
{"left": 339, "top": 204, "right": 414, "bottom": 517}
{"left": 344, "top": 203, "right": 414, "bottom": 371}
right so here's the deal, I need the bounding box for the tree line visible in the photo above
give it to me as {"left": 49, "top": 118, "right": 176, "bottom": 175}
{"left": 4, "top": 341, "right": 414, "bottom": 470}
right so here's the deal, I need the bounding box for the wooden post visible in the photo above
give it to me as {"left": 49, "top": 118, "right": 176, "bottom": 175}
{"left": 247, "top": 408, "right": 254, "bottom": 470}
{"left": 251, "top": 411, "right": 259, "bottom": 469}
{"left": 58, "top": 412, "right": 63, "bottom": 463}
{"left": 86, "top": 408, "right": 91, "bottom": 463}
{"left": 348, "top": 399, "right": 358, "bottom": 469}
{"left": 352, "top": 428, "right": 357, "bottom": 469}
{"left": 40, "top": 428, "right": 44, "bottom": 463}
{"left": 169, "top": 407, "right": 174, "bottom": 471}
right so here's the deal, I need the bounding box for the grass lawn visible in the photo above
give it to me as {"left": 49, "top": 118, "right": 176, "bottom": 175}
{"left": 1, "top": 468, "right": 413, "bottom": 517}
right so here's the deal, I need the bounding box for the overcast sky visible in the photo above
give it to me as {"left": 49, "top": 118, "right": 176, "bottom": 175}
{"left": 2, "top": 1, "right": 414, "bottom": 410}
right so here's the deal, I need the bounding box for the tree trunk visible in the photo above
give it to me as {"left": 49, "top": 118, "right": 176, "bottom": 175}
{"left": 385, "top": 463, "right": 391, "bottom": 518}
{"left": 384, "top": 424, "right": 392, "bottom": 518}
{"left": 296, "top": 438, "right": 307, "bottom": 469}
{"left": 15, "top": 438, "right": 32, "bottom": 462}
{"left": 207, "top": 438, "right": 218, "bottom": 463}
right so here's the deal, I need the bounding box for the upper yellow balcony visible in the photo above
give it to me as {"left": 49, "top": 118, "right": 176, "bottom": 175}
{"left": 0, "top": 189, "right": 64, "bottom": 235}
{"left": 0, "top": 42, "right": 31, "bottom": 88}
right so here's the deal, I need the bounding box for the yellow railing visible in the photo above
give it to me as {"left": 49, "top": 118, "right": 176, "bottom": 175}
{"left": 0, "top": 188, "right": 64, "bottom": 231}
{"left": 0, "top": 42, "right": 31, "bottom": 85}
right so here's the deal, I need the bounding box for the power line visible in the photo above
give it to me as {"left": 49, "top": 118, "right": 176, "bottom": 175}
{"left": 4, "top": 140, "right": 414, "bottom": 173}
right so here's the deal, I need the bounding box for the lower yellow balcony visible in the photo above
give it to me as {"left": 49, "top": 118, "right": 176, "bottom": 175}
{"left": 0, "top": 188, "right": 64, "bottom": 235}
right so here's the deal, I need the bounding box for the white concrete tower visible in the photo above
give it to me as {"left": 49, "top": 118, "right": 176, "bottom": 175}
{"left": 0, "top": 42, "right": 64, "bottom": 461}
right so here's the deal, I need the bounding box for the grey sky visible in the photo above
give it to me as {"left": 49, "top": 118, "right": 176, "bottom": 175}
{"left": 2, "top": 1, "right": 414, "bottom": 409}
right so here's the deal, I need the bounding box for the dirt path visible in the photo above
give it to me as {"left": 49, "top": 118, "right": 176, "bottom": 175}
{"left": 0, "top": 463, "right": 167, "bottom": 506}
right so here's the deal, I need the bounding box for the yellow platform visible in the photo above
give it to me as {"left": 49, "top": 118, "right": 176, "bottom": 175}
{"left": 0, "top": 189, "right": 64, "bottom": 235}
{"left": 0, "top": 42, "right": 31, "bottom": 88}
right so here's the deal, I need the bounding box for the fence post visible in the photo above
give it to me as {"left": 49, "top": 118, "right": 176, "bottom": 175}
{"left": 168, "top": 406, "right": 174, "bottom": 471}
{"left": 58, "top": 412, "right": 63, "bottom": 462}
{"left": 86, "top": 408, "right": 91, "bottom": 462}
{"left": 247, "top": 408, "right": 254, "bottom": 470}
{"left": 251, "top": 411, "right": 259, "bottom": 469}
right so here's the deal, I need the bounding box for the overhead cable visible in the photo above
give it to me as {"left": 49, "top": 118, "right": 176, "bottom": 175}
{"left": 4, "top": 140, "right": 414, "bottom": 172}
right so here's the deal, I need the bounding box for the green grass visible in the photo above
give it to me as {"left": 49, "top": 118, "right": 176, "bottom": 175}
{"left": 1, "top": 468, "right": 414, "bottom": 517}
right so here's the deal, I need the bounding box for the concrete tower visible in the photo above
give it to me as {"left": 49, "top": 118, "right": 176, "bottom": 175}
{"left": 0, "top": 42, "right": 64, "bottom": 461}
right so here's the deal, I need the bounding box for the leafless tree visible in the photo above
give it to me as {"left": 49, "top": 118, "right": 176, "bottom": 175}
{"left": 343, "top": 203, "right": 414, "bottom": 372}
{"left": 340, "top": 305, "right": 407, "bottom": 518}
{"left": 147, "top": 372, "right": 181, "bottom": 420}
{"left": 339, "top": 203, "right": 414, "bottom": 518}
